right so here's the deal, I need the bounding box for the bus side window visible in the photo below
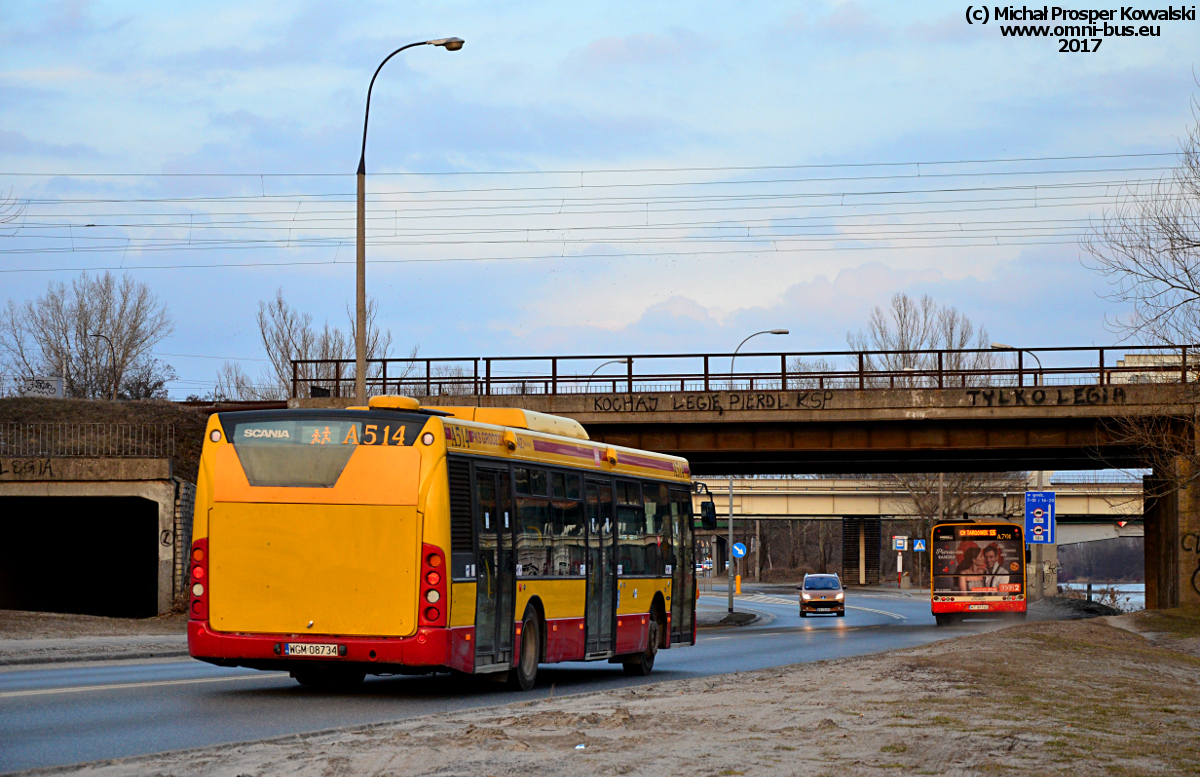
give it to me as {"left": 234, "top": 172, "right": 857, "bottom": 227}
{"left": 616, "top": 481, "right": 646, "bottom": 575}
{"left": 552, "top": 496, "right": 585, "bottom": 576}
{"left": 642, "top": 481, "right": 670, "bottom": 576}
{"left": 516, "top": 495, "right": 549, "bottom": 576}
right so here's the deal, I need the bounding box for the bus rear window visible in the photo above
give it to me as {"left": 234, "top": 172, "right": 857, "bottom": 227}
{"left": 221, "top": 413, "right": 423, "bottom": 488}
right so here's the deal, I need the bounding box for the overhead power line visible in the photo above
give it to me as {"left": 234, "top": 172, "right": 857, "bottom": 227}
{"left": 0, "top": 150, "right": 1178, "bottom": 178}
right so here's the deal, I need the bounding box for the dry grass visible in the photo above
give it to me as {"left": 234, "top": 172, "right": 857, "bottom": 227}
{"left": 75, "top": 611, "right": 1200, "bottom": 777}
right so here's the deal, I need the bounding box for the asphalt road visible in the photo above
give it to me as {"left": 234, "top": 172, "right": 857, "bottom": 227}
{"left": 0, "top": 590, "right": 1000, "bottom": 773}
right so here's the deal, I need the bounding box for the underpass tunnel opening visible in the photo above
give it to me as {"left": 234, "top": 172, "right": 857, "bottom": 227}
{"left": 0, "top": 496, "right": 160, "bottom": 618}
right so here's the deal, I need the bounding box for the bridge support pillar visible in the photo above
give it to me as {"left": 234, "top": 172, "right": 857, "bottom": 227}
{"left": 1144, "top": 461, "right": 1200, "bottom": 609}
{"left": 1026, "top": 543, "right": 1057, "bottom": 603}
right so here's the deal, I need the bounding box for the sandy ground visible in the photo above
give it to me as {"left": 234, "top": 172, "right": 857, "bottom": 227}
{"left": 33, "top": 608, "right": 1200, "bottom": 777}
{"left": 0, "top": 610, "right": 187, "bottom": 665}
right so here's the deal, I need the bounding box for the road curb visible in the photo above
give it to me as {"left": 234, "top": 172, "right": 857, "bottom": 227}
{"left": 0, "top": 649, "right": 190, "bottom": 668}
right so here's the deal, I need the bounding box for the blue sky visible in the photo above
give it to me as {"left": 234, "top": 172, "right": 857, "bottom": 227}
{"left": 2, "top": 1, "right": 1198, "bottom": 396}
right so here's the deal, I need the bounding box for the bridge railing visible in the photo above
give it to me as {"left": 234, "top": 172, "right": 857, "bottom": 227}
{"left": 289, "top": 345, "right": 1200, "bottom": 399}
{"left": 0, "top": 423, "right": 176, "bottom": 458}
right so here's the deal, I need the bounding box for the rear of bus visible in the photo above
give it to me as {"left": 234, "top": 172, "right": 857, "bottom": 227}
{"left": 187, "top": 402, "right": 452, "bottom": 683}
{"left": 930, "top": 522, "right": 1026, "bottom": 625}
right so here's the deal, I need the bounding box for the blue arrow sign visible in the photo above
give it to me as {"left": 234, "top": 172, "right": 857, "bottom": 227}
{"left": 732, "top": 542, "right": 747, "bottom": 558}
{"left": 1025, "top": 491, "right": 1056, "bottom": 544}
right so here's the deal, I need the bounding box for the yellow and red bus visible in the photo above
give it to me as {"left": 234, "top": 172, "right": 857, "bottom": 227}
{"left": 187, "top": 396, "right": 696, "bottom": 690}
{"left": 930, "top": 522, "right": 1027, "bottom": 626}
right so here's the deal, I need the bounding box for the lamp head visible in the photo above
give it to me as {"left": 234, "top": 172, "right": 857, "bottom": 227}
{"left": 431, "top": 37, "right": 464, "bottom": 50}
{"left": 990, "top": 342, "right": 1013, "bottom": 350}
{"left": 770, "top": 329, "right": 789, "bottom": 335}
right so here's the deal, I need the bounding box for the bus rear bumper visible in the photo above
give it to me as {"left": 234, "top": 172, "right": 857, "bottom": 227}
{"left": 931, "top": 600, "right": 1026, "bottom": 615}
{"left": 188, "top": 620, "right": 468, "bottom": 672}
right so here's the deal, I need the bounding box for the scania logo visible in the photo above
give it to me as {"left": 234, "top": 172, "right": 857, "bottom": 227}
{"left": 243, "top": 428, "right": 290, "bottom": 438}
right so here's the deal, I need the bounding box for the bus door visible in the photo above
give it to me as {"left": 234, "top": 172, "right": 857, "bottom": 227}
{"left": 584, "top": 481, "right": 616, "bottom": 655}
{"left": 669, "top": 488, "right": 696, "bottom": 643}
{"left": 474, "top": 467, "right": 515, "bottom": 669}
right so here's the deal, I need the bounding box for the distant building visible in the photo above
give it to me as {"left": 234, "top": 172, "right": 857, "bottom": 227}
{"left": 1110, "top": 352, "right": 1195, "bottom": 384}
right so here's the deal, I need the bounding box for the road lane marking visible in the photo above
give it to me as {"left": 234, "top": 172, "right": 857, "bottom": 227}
{"left": 846, "top": 605, "right": 907, "bottom": 621}
{"left": 0, "top": 672, "right": 288, "bottom": 699}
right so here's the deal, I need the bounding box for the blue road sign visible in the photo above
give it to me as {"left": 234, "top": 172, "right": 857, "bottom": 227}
{"left": 1025, "top": 491, "right": 1056, "bottom": 544}
{"left": 913, "top": 539, "right": 926, "bottom": 552}
{"left": 732, "top": 542, "right": 747, "bottom": 558}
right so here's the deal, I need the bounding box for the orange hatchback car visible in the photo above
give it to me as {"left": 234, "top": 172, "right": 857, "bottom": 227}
{"left": 798, "top": 573, "right": 845, "bottom": 617}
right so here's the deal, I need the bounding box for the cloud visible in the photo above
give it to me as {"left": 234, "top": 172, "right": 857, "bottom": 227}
{"left": 811, "top": 2, "right": 891, "bottom": 44}
{"left": 0, "top": 129, "right": 99, "bottom": 158}
{"left": 562, "top": 29, "right": 717, "bottom": 75}
{"left": 908, "top": 14, "right": 974, "bottom": 44}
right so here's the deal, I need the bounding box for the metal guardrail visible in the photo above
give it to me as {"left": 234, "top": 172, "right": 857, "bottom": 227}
{"left": 0, "top": 423, "right": 176, "bottom": 458}
{"left": 289, "top": 345, "right": 1200, "bottom": 399}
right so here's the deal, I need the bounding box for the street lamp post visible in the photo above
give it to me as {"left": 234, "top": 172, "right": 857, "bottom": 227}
{"left": 730, "top": 329, "right": 788, "bottom": 390}
{"left": 725, "top": 328, "right": 787, "bottom": 611}
{"left": 586, "top": 358, "right": 630, "bottom": 392}
{"left": 89, "top": 332, "right": 117, "bottom": 401}
{"left": 355, "top": 37, "right": 464, "bottom": 405}
{"left": 991, "top": 342, "right": 1043, "bottom": 386}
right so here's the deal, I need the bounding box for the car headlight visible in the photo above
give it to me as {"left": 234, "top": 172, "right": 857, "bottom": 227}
{"left": 801, "top": 593, "right": 812, "bottom": 600}
{"left": 836, "top": 592, "right": 844, "bottom": 600}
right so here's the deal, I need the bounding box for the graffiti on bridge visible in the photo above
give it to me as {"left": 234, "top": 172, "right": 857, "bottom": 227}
{"left": 1181, "top": 533, "right": 1200, "bottom": 597}
{"left": 965, "top": 386, "right": 1127, "bottom": 408}
{"left": 0, "top": 458, "right": 55, "bottom": 478}
{"left": 591, "top": 391, "right": 834, "bottom": 413}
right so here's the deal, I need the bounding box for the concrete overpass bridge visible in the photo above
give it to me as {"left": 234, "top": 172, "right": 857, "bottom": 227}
{"left": 291, "top": 344, "right": 1191, "bottom": 474}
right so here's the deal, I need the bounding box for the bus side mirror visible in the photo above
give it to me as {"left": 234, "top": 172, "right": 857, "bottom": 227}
{"left": 700, "top": 500, "right": 717, "bottom": 530}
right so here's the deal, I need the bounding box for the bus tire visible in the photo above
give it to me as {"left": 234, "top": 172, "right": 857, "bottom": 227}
{"left": 509, "top": 608, "right": 540, "bottom": 692}
{"left": 291, "top": 667, "right": 366, "bottom": 690}
{"left": 623, "top": 611, "right": 662, "bottom": 676}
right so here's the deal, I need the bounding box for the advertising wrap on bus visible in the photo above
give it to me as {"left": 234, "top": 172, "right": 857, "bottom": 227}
{"left": 932, "top": 524, "right": 1024, "bottom": 597}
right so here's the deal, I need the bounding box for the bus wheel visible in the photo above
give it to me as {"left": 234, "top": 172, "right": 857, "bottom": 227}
{"left": 292, "top": 668, "right": 365, "bottom": 690}
{"left": 623, "top": 612, "right": 662, "bottom": 676}
{"left": 509, "top": 608, "right": 540, "bottom": 692}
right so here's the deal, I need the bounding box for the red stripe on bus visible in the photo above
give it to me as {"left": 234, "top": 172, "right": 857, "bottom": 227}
{"left": 531, "top": 439, "right": 596, "bottom": 460}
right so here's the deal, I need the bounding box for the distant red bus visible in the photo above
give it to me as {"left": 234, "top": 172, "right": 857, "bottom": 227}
{"left": 930, "top": 522, "right": 1026, "bottom": 626}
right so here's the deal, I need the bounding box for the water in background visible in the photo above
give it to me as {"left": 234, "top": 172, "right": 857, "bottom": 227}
{"left": 1060, "top": 583, "right": 1144, "bottom": 611}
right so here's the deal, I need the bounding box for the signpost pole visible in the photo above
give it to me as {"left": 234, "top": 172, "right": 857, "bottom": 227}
{"left": 728, "top": 478, "right": 734, "bottom": 614}
{"left": 1034, "top": 472, "right": 1043, "bottom": 600}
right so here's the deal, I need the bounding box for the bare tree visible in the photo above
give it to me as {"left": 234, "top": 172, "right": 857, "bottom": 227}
{"left": 0, "top": 189, "right": 25, "bottom": 232}
{"left": 217, "top": 289, "right": 414, "bottom": 400}
{"left": 1083, "top": 94, "right": 1200, "bottom": 347}
{"left": 847, "top": 293, "right": 996, "bottom": 387}
{"left": 814, "top": 520, "right": 839, "bottom": 574}
{"left": 885, "top": 472, "right": 1028, "bottom": 587}
{"left": 0, "top": 271, "right": 173, "bottom": 399}
{"left": 786, "top": 356, "right": 840, "bottom": 388}
{"left": 1082, "top": 93, "right": 1200, "bottom": 495}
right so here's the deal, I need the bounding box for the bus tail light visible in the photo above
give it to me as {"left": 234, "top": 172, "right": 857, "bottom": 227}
{"left": 418, "top": 544, "right": 447, "bottom": 628}
{"left": 189, "top": 538, "right": 209, "bottom": 621}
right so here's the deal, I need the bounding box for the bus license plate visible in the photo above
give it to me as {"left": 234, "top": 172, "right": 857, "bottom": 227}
{"left": 968, "top": 604, "right": 989, "bottom": 611}
{"left": 285, "top": 643, "right": 338, "bottom": 657}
